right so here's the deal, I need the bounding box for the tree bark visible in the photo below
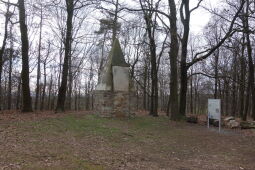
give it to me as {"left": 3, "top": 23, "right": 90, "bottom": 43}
{"left": 56, "top": 0, "right": 74, "bottom": 112}
{"left": 190, "top": 69, "right": 193, "bottom": 115}
{"left": 18, "top": 0, "right": 33, "bottom": 112}
{"left": 239, "top": 35, "right": 246, "bottom": 118}
{"left": 78, "top": 86, "right": 81, "bottom": 110}
{"left": 16, "top": 76, "right": 21, "bottom": 110}
{"left": 179, "top": 0, "right": 190, "bottom": 117}
{"left": 231, "top": 47, "right": 238, "bottom": 116}
{"left": 139, "top": 0, "right": 158, "bottom": 117}
{"left": 35, "top": 5, "right": 43, "bottom": 110}
{"left": 168, "top": 0, "right": 179, "bottom": 120}
{"left": 0, "top": 3, "right": 10, "bottom": 110}
{"left": 47, "top": 74, "right": 53, "bottom": 110}
{"left": 143, "top": 63, "right": 147, "bottom": 110}
{"left": 214, "top": 50, "right": 219, "bottom": 99}
{"left": 243, "top": 0, "right": 254, "bottom": 120}
{"left": 40, "top": 59, "right": 47, "bottom": 110}
{"left": 7, "top": 26, "right": 14, "bottom": 110}
{"left": 67, "top": 56, "right": 73, "bottom": 110}
{"left": 224, "top": 79, "right": 230, "bottom": 115}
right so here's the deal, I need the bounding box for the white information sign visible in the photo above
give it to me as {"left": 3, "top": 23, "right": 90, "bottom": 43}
{"left": 208, "top": 99, "right": 221, "bottom": 132}
{"left": 208, "top": 99, "right": 221, "bottom": 120}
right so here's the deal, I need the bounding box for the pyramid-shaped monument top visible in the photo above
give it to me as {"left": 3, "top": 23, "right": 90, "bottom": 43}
{"left": 95, "top": 38, "right": 130, "bottom": 91}
{"left": 110, "top": 39, "right": 129, "bottom": 67}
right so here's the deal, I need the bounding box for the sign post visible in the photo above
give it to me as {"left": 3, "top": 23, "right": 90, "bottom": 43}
{"left": 208, "top": 99, "right": 221, "bottom": 132}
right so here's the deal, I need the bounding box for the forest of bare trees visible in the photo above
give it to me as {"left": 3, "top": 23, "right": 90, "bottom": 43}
{"left": 0, "top": 0, "right": 254, "bottom": 121}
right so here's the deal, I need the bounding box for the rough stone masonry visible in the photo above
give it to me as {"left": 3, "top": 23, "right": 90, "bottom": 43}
{"left": 93, "top": 39, "right": 136, "bottom": 117}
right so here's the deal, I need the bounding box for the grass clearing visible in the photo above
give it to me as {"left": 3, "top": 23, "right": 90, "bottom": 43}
{"left": 0, "top": 112, "right": 254, "bottom": 169}
{"left": 19, "top": 114, "right": 121, "bottom": 137}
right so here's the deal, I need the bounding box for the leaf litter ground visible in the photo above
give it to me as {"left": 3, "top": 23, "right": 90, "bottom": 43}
{"left": 0, "top": 111, "right": 254, "bottom": 170}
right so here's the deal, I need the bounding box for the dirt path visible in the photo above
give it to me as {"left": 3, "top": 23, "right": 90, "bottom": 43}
{"left": 0, "top": 112, "right": 254, "bottom": 170}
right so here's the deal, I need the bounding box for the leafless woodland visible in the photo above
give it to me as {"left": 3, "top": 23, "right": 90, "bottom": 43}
{"left": 0, "top": 0, "right": 254, "bottom": 121}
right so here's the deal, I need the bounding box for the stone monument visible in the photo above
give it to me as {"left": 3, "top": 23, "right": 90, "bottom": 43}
{"left": 94, "top": 39, "right": 136, "bottom": 117}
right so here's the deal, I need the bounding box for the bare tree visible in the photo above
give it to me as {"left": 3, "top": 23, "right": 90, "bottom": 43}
{"left": 0, "top": 1, "right": 11, "bottom": 110}
{"left": 55, "top": 0, "right": 75, "bottom": 112}
{"left": 34, "top": 1, "right": 44, "bottom": 110}
{"left": 18, "top": 0, "right": 33, "bottom": 112}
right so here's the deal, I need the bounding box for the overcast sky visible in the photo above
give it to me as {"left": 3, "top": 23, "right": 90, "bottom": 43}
{"left": 189, "top": 0, "right": 220, "bottom": 34}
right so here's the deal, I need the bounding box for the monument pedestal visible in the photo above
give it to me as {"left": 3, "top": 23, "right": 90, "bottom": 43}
{"left": 94, "top": 90, "right": 136, "bottom": 118}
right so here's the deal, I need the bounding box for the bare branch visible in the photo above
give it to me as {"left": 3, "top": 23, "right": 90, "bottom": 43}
{"left": 190, "top": 0, "right": 203, "bottom": 13}
{"left": 187, "top": 0, "right": 245, "bottom": 68}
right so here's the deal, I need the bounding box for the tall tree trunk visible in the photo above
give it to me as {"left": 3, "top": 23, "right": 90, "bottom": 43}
{"left": 78, "top": 86, "right": 81, "bottom": 110}
{"left": 16, "top": 76, "right": 21, "bottom": 110}
{"left": 231, "top": 50, "right": 237, "bottom": 116}
{"left": 143, "top": 64, "right": 147, "bottom": 110}
{"left": 139, "top": 0, "right": 158, "bottom": 117}
{"left": 3, "top": 78, "right": 7, "bottom": 109}
{"left": 190, "top": 69, "right": 193, "bottom": 115}
{"left": 40, "top": 60, "right": 47, "bottom": 110}
{"left": 85, "top": 84, "right": 89, "bottom": 110}
{"left": 35, "top": 5, "right": 43, "bottom": 110}
{"left": 179, "top": 0, "right": 190, "bottom": 117}
{"left": 51, "top": 85, "right": 56, "bottom": 110}
{"left": 56, "top": 0, "right": 74, "bottom": 112}
{"left": 74, "top": 81, "right": 77, "bottom": 111}
{"left": 224, "top": 79, "right": 230, "bottom": 116}
{"left": 7, "top": 26, "right": 13, "bottom": 110}
{"left": 58, "top": 43, "right": 63, "bottom": 89}
{"left": 168, "top": 0, "right": 179, "bottom": 119}
{"left": 47, "top": 74, "right": 53, "bottom": 110}
{"left": 239, "top": 35, "right": 246, "bottom": 118}
{"left": 67, "top": 57, "right": 73, "bottom": 110}
{"left": 18, "top": 0, "right": 33, "bottom": 112}
{"left": 214, "top": 50, "right": 219, "bottom": 99}
{"left": 147, "top": 67, "right": 150, "bottom": 111}
{"left": 194, "top": 76, "right": 199, "bottom": 114}
{"left": 41, "top": 42, "right": 50, "bottom": 110}
{"left": 150, "top": 51, "right": 158, "bottom": 117}
{"left": 0, "top": 3, "right": 10, "bottom": 110}
{"left": 243, "top": 0, "right": 254, "bottom": 120}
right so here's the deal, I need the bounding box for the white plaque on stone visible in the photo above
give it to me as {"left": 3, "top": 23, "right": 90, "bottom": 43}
{"left": 112, "top": 66, "right": 129, "bottom": 91}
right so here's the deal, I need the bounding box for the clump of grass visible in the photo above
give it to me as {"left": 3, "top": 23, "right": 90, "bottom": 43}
{"left": 23, "top": 154, "right": 105, "bottom": 170}
{"left": 20, "top": 114, "right": 120, "bottom": 137}
{"left": 130, "top": 116, "right": 168, "bottom": 129}
{"left": 74, "top": 159, "right": 104, "bottom": 170}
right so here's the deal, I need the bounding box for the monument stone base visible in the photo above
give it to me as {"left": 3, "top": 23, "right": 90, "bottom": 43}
{"left": 94, "top": 90, "right": 136, "bottom": 118}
